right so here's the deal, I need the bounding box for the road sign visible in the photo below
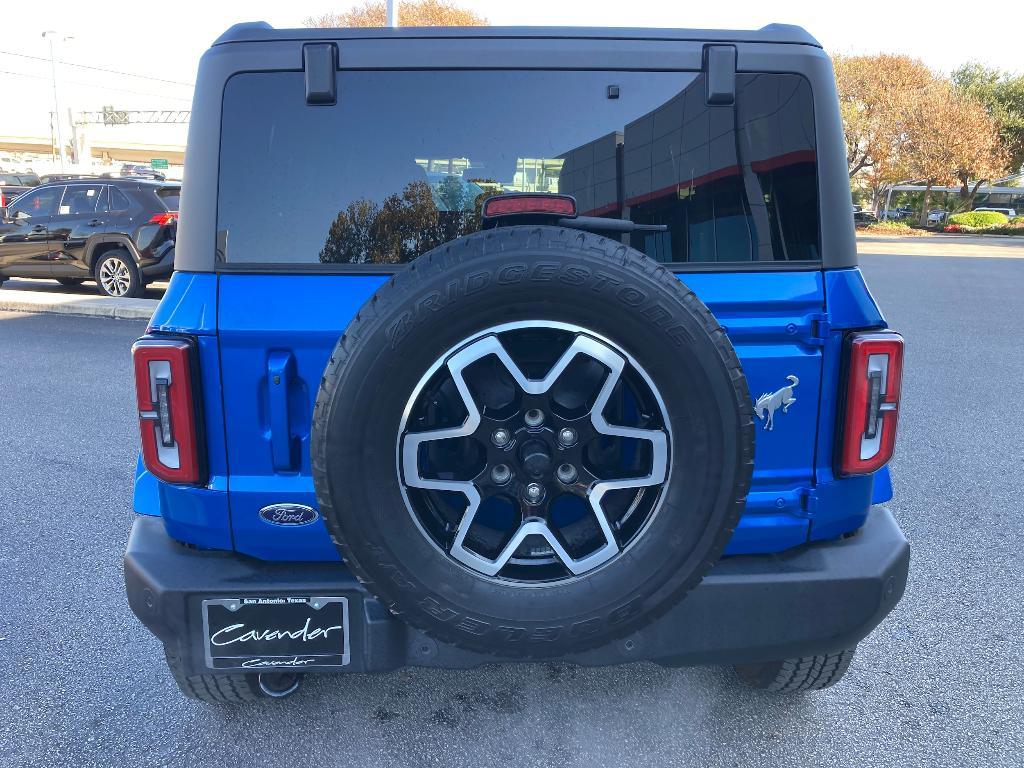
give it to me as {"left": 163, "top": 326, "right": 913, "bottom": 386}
{"left": 150, "top": 158, "right": 169, "bottom": 170}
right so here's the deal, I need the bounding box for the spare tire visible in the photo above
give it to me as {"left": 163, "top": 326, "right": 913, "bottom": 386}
{"left": 312, "top": 226, "right": 754, "bottom": 658}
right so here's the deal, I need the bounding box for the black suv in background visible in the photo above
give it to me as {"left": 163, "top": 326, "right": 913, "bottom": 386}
{"left": 0, "top": 178, "right": 178, "bottom": 297}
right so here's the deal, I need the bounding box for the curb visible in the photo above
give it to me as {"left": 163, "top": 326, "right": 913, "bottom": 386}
{"left": 0, "top": 289, "right": 157, "bottom": 321}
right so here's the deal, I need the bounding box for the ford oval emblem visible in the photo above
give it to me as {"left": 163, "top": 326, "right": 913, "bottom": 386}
{"left": 259, "top": 503, "right": 320, "bottom": 527}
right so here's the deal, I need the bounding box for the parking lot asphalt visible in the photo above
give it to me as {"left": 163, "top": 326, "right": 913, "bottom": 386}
{"left": 1, "top": 248, "right": 1022, "bottom": 768}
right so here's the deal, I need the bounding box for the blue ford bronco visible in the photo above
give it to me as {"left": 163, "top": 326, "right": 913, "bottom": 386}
{"left": 123, "top": 22, "right": 910, "bottom": 702}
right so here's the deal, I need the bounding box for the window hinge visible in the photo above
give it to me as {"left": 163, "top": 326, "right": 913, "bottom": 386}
{"left": 303, "top": 43, "right": 338, "bottom": 106}
{"left": 703, "top": 45, "right": 737, "bottom": 105}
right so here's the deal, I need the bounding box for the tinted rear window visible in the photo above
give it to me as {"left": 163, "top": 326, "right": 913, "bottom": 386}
{"left": 157, "top": 187, "right": 180, "bottom": 210}
{"left": 218, "top": 70, "right": 819, "bottom": 267}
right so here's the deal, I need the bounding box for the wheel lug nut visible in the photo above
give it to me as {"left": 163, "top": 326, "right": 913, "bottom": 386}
{"left": 556, "top": 463, "right": 578, "bottom": 484}
{"left": 491, "top": 428, "right": 511, "bottom": 447}
{"left": 490, "top": 464, "right": 512, "bottom": 485}
{"left": 558, "top": 427, "right": 577, "bottom": 446}
{"left": 524, "top": 482, "right": 545, "bottom": 504}
{"left": 524, "top": 409, "right": 545, "bottom": 428}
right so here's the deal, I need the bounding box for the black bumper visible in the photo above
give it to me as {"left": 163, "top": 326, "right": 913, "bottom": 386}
{"left": 124, "top": 508, "right": 909, "bottom": 675}
{"left": 139, "top": 247, "right": 174, "bottom": 279}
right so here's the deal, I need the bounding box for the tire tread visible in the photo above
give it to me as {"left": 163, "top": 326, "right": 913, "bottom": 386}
{"left": 735, "top": 647, "right": 856, "bottom": 692}
{"left": 163, "top": 647, "right": 260, "bottom": 703}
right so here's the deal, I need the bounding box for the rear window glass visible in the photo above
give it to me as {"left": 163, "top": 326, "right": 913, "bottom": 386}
{"left": 157, "top": 188, "right": 180, "bottom": 211}
{"left": 218, "top": 70, "right": 819, "bottom": 267}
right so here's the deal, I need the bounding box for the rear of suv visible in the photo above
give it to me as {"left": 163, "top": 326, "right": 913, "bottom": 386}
{"left": 0, "top": 178, "right": 178, "bottom": 297}
{"left": 123, "top": 22, "right": 909, "bottom": 702}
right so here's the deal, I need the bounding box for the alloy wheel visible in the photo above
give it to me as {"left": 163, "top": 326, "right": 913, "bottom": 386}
{"left": 98, "top": 257, "right": 132, "bottom": 297}
{"left": 398, "top": 321, "right": 671, "bottom": 585}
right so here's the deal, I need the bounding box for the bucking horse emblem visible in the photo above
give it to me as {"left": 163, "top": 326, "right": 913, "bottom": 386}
{"left": 754, "top": 375, "right": 799, "bottom": 431}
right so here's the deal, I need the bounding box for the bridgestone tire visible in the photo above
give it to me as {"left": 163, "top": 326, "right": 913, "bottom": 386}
{"left": 734, "top": 647, "right": 857, "bottom": 692}
{"left": 312, "top": 226, "right": 755, "bottom": 658}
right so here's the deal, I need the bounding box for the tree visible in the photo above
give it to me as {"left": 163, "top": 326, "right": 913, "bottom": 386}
{"left": 319, "top": 179, "right": 495, "bottom": 264}
{"left": 900, "top": 80, "right": 1003, "bottom": 225}
{"left": 834, "top": 54, "right": 1007, "bottom": 219}
{"left": 833, "top": 54, "right": 933, "bottom": 181}
{"left": 305, "top": 0, "right": 487, "bottom": 28}
{"left": 900, "top": 80, "right": 955, "bottom": 225}
{"left": 952, "top": 62, "right": 1024, "bottom": 175}
{"left": 947, "top": 91, "right": 1007, "bottom": 211}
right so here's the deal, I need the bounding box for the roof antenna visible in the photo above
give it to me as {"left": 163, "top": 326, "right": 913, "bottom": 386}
{"left": 387, "top": 0, "right": 399, "bottom": 27}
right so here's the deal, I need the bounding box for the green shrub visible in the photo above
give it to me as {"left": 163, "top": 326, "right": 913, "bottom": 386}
{"left": 947, "top": 211, "right": 1010, "bottom": 227}
{"left": 863, "top": 220, "right": 928, "bottom": 236}
{"left": 986, "top": 224, "right": 1024, "bottom": 236}
{"left": 944, "top": 221, "right": 1024, "bottom": 235}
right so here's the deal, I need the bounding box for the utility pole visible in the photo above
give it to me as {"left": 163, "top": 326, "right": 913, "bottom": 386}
{"left": 387, "top": 0, "right": 399, "bottom": 27}
{"left": 42, "top": 31, "right": 72, "bottom": 170}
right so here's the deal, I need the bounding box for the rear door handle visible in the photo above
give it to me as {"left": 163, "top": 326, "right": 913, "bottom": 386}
{"left": 267, "top": 351, "right": 297, "bottom": 471}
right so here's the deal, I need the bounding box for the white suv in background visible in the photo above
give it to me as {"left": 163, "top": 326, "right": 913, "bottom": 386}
{"left": 974, "top": 206, "right": 1017, "bottom": 218}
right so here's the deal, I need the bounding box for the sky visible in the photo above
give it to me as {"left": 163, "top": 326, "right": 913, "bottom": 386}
{"left": 1, "top": 0, "right": 1022, "bottom": 144}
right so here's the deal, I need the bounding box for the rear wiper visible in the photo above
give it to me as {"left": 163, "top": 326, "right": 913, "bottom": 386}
{"left": 557, "top": 216, "right": 668, "bottom": 234}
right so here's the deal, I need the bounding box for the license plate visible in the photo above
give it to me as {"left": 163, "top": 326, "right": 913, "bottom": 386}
{"left": 202, "top": 596, "right": 350, "bottom": 671}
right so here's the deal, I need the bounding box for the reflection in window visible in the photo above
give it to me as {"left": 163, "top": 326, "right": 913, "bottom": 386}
{"left": 218, "top": 70, "right": 819, "bottom": 266}
{"left": 9, "top": 187, "right": 63, "bottom": 218}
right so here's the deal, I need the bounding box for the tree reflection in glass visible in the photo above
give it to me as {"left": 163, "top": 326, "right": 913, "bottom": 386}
{"left": 319, "top": 178, "right": 499, "bottom": 264}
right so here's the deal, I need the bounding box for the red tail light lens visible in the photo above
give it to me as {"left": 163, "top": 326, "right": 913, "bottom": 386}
{"left": 839, "top": 331, "right": 904, "bottom": 476}
{"left": 482, "top": 194, "right": 577, "bottom": 218}
{"left": 148, "top": 211, "right": 179, "bottom": 225}
{"left": 132, "top": 337, "right": 203, "bottom": 484}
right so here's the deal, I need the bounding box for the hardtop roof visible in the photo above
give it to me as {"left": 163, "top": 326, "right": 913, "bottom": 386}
{"left": 213, "top": 21, "right": 820, "bottom": 48}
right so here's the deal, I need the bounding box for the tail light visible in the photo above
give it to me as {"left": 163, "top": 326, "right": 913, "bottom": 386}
{"left": 132, "top": 337, "right": 204, "bottom": 484}
{"left": 148, "top": 211, "right": 179, "bottom": 225}
{"left": 839, "top": 331, "right": 904, "bottom": 476}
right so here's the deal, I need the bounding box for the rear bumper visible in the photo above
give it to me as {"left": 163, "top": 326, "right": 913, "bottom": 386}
{"left": 140, "top": 246, "right": 175, "bottom": 279}
{"left": 124, "top": 507, "right": 909, "bottom": 675}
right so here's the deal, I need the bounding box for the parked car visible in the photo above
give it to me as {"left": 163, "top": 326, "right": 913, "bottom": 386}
{"left": 927, "top": 209, "right": 948, "bottom": 224}
{"left": 120, "top": 163, "right": 166, "bottom": 181}
{"left": 0, "top": 178, "right": 178, "bottom": 297}
{"left": 0, "top": 172, "right": 40, "bottom": 208}
{"left": 124, "top": 21, "right": 909, "bottom": 703}
{"left": 884, "top": 206, "right": 913, "bottom": 220}
{"left": 854, "top": 209, "right": 878, "bottom": 226}
{"left": 39, "top": 173, "right": 102, "bottom": 184}
{"left": 973, "top": 206, "right": 1017, "bottom": 218}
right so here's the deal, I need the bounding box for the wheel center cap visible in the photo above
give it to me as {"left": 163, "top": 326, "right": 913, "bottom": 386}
{"left": 519, "top": 438, "right": 552, "bottom": 479}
